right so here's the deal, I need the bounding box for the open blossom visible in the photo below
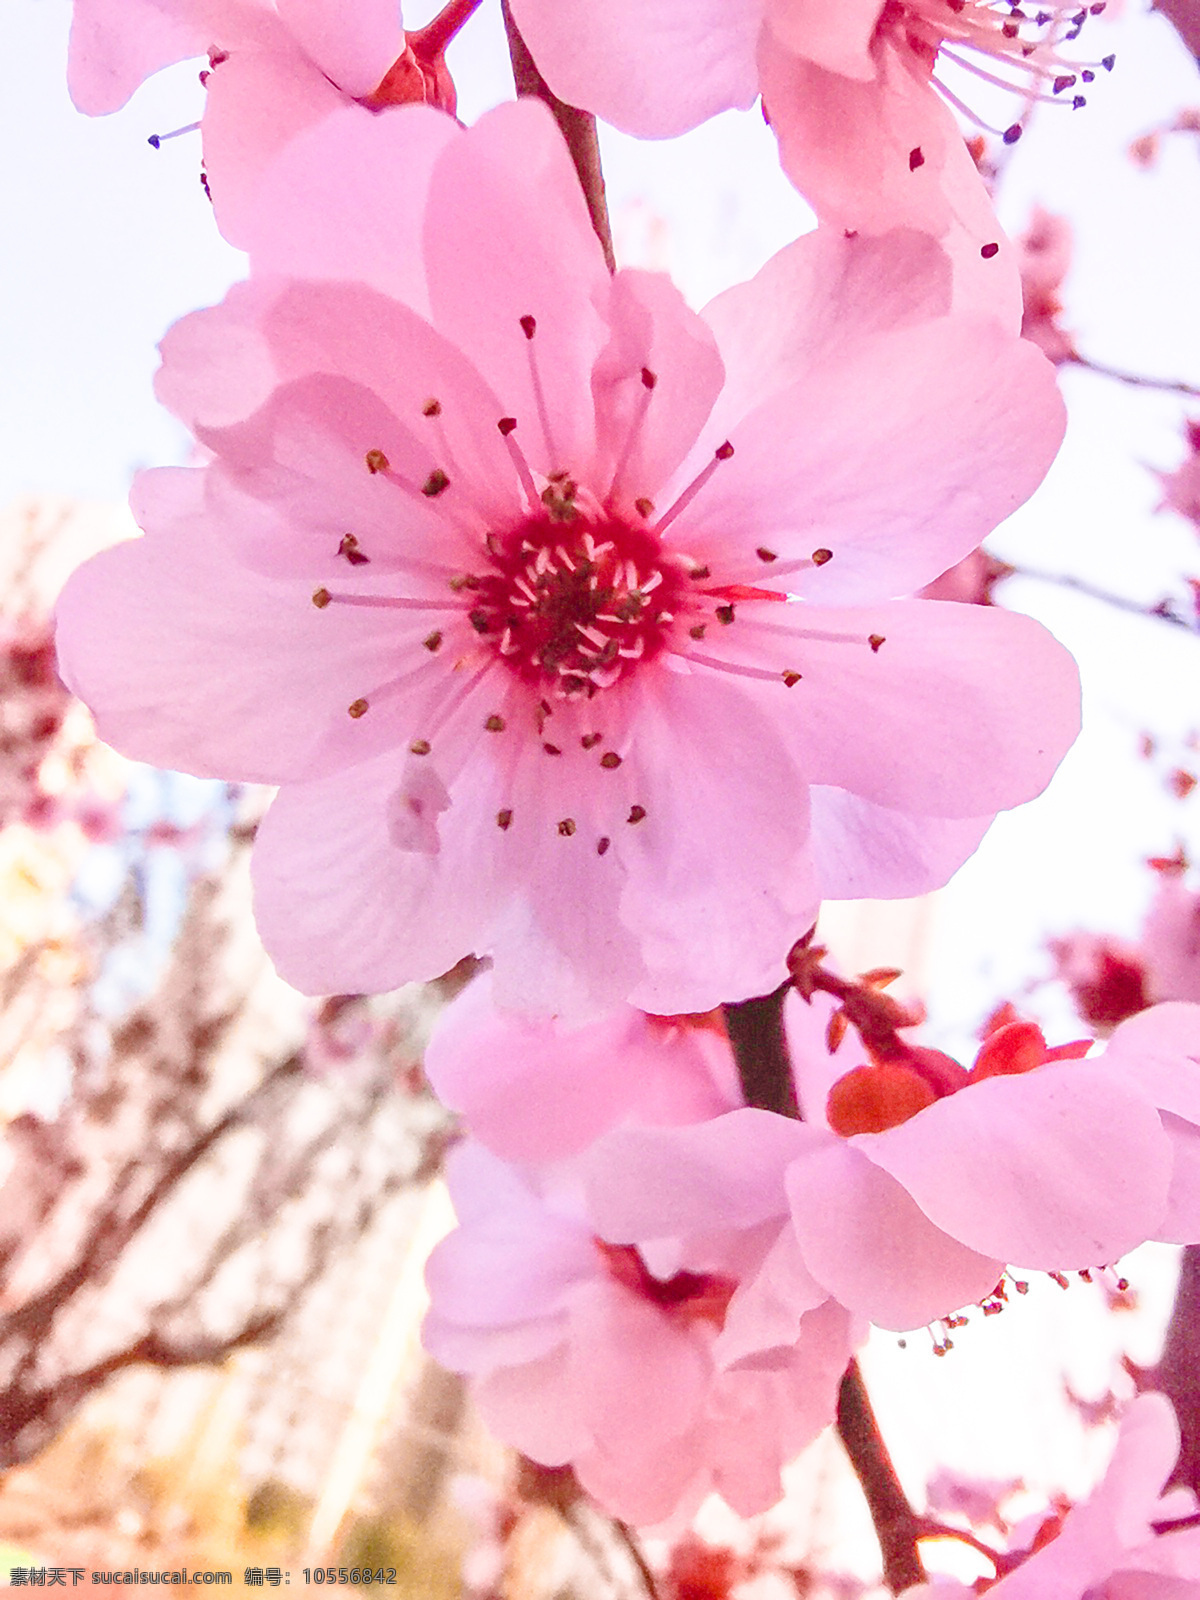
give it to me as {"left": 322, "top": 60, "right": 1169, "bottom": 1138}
{"left": 57, "top": 100, "right": 1078, "bottom": 1018}
{"left": 903, "top": 1394, "right": 1200, "bottom": 1598}
{"left": 582, "top": 997, "right": 1200, "bottom": 1333}
{"left": 423, "top": 1139, "right": 859, "bottom": 1525}
{"left": 67, "top": 0, "right": 447, "bottom": 245}
{"left": 509, "top": 0, "right": 1112, "bottom": 315}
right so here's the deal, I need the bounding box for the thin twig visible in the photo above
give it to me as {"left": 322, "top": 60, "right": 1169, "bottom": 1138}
{"left": 500, "top": 0, "right": 616, "bottom": 271}
{"left": 1006, "top": 563, "right": 1198, "bottom": 632}
{"left": 408, "top": 0, "right": 483, "bottom": 57}
{"left": 837, "top": 1362, "right": 926, "bottom": 1592}
{"left": 1067, "top": 353, "right": 1200, "bottom": 399}
{"left": 613, "top": 1520, "right": 661, "bottom": 1600}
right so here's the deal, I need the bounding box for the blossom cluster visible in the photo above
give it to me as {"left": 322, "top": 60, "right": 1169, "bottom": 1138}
{"left": 54, "top": 0, "right": 1200, "bottom": 1578}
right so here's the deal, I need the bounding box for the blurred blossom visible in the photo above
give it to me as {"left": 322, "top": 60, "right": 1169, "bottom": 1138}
{"left": 1016, "top": 206, "right": 1077, "bottom": 365}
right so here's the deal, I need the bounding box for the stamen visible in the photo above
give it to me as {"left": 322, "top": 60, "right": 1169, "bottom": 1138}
{"left": 519, "top": 314, "right": 558, "bottom": 467}
{"left": 606, "top": 366, "right": 659, "bottom": 504}
{"left": 147, "top": 121, "right": 201, "bottom": 149}
{"left": 496, "top": 417, "right": 539, "bottom": 508}
{"left": 652, "top": 442, "right": 735, "bottom": 536}
{"left": 315, "top": 592, "right": 473, "bottom": 612}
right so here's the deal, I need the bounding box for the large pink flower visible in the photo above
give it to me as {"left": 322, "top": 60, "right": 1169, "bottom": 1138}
{"left": 56, "top": 100, "right": 1078, "bottom": 1018}
{"left": 423, "top": 1138, "right": 858, "bottom": 1525}
{"left": 902, "top": 1394, "right": 1200, "bottom": 1598}
{"left": 582, "top": 997, "right": 1200, "bottom": 1333}
{"left": 509, "top": 0, "right": 1111, "bottom": 317}
{"left": 66, "top": 0, "right": 441, "bottom": 246}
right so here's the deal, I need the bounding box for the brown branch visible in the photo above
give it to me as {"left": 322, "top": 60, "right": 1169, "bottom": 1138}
{"left": 1140, "top": 1245, "right": 1200, "bottom": 1495}
{"left": 837, "top": 1362, "right": 926, "bottom": 1592}
{"left": 501, "top": 0, "right": 616, "bottom": 271}
{"left": 1066, "top": 352, "right": 1200, "bottom": 398}
{"left": 722, "top": 981, "right": 799, "bottom": 1118}
{"left": 1006, "top": 563, "right": 1199, "bottom": 633}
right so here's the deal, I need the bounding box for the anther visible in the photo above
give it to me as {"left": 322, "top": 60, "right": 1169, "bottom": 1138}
{"left": 1051, "top": 1271, "right": 1070, "bottom": 1289}
{"left": 497, "top": 808, "right": 513, "bottom": 830}
{"left": 365, "top": 449, "right": 389, "bottom": 473}
{"left": 756, "top": 547, "right": 777, "bottom": 563}
{"left": 909, "top": 145, "right": 925, "bottom": 170}
{"left": 782, "top": 670, "right": 802, "bottom": 687}
{"left": 543, "top": 743, "right": 562, "bottom": 756}
{"left": 1003, "top": 121, "right": 1023, "bottom": 143}
{"left": 715, "top": 440, "right": 734, "bottom": 460}
{"left": 641, "top": 367, "right": 657, "bottom": 389}
{"left": 689, "top": 624, "right": 707, "bottom": 640}
{"left": 422, "top": 398, "right": 442, "bottom": 417}
{"left": 715, "top": 604, "right": 736, "bottom": 625}
{"left": 312, "top": 587, "right": 331, "bottom": 609}
{"left": 520, "top": 314, "right": 537, "bottom": 340}
{"left": 600, "top": 752, "right": 622, "bottom": 769}
{"left": 338, "top": 534, "right": 370, "bottom": 566}
{"left": 348, "top": 698, "right": 369, "bottom": 719}
{"left": 634, "top": 498, "right": 654, "bottom": 518}
{"left": 597, "top": 836, "right": 611, "bottom": 855}
{"left": 811, "top": 548, "right": 833, "bottom": 566}
{"left": 410, "top": 738, "right": 432, "bottom": 755}
{"left": 981, "top": 242, "right": 1000, "bottom": 259}
{"left": 485, "top": 714, "right": 505, "bottom": 732}
{"left": 627, "top": 804, "right": 647, "bottom": 824}
{"left": 497, "top": 417, "right": 518, "bottom": 436}
{"left": 869, "top": 634, "right": 886, "bottom": 652}
{"left": 422, "top": 469, "right": 450, "bottom": 497}
{"left": 557, "top": 817, "right": 576, "bottom": 837}
{"left": 689, "top": 566, "right": 711, "bottom": 581}
{"left": 423, "top": 631, "right": 443, "bottom": 652}
{"left": 581, "top": 733, "right": 602, "bottom": 749}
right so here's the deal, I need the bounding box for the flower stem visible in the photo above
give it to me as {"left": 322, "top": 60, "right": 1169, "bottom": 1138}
{"left": 408, "top": 0, "right": 483, "bottom": 57}
{"left": 724, "top": 979, "right": 925, "bottom": 1592}
{"left": 500, "top": 0, "right": 616, "bottom": 272}
{"left": 837, "top": 1361, "right": 927, "bottom": 1592}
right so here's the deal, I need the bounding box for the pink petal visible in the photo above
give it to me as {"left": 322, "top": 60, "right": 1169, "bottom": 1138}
{"left": 567, "top": 1279, "right": 710, "bottom": 1455}
{"left": 714, "top": 1223, "right": 828, "bottom": 1368}
{"left": 584, "top": 1110, "right": 816, "bottom": 1241}
{"left": 618, "top": 669, "right": 820, "bottom": 1012}
{"left": 425, "top": 975, "right": 735, "bottom": 1163}
{"left": 809, "top": 787, "right": 991, "bottom": 899}
{"left": 714, "top": 600, "right": 1079, "bottom": 818}
{"left": 507, "top": 0, "right": 761, "bottom": 137}
{"left": 593, "top": 270, "right": 725, "bottom": 510}
{"left": 423, "top": 100, "right": 613, "bottom": 480}
{"left": 273, "top": 0, "right": 404, "bottom": 95}
{"left": 1155, "top": 1114, "right": 1200, "bottom": 1245}
{"left": 857, "top": 1063, "right": 1172, "bottom": 1268}
{"left": 201, "top": 44, "right": 349, "bottom": 249}
{"left": 1106, "top": 1003, "right": 1200, "bottom": 1125}
{"left": 473, "top": 1345, "right": 590, "bottom": 1465}
{"left": 676, "top": 314, "right": 1065, "bottom": 604}
{"left": 241, "top": 102, "right": 458, "bottom": 317}
{"left": 68, "top": 0, "right": 236, "bottom": 114}
{"left": 785, "top": 1142, "right": 1004, "bottom": 1329}
{"left": 764, "top": 0, "right": 880, "bottom": 78}
{"left": 54, "top": 469, "right": 393, "bottom": 783}
{"left": 702, "top": 228, "right": 955, "bottom": 439}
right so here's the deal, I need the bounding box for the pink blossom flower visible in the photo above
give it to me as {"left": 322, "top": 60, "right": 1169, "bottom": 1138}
{"left": 56, "top": 101, "right": 1079, "bottom": 1018}
{"left": 902, "top": 1394, "right": 1200, "bottom": 1598}
{"left": 424, "top": 971, "right": 740, "bottom": 1163}
{"left": 582, "top": 996, "right": 1200, "bottom": 1333}
{"left": 0, "top": 619, "right": 72, "bottom": 830}
{"left": 422, "top": 1138, "right": 859, "bottom": 1525}
{"left": 508, "top": 0, "right": 1110, "bottom": 315}
{"left": 67, "top": 0, "right": 453, "bottom": 245}
{"left": 1160, "top": 420, "right": 1200, "bottom": 532}
{"left": 1051, "top": 930, "right": 1150, "bottom": 1030}
{"left": 1016, "top": 206, "right": 1077, "bottom": 364}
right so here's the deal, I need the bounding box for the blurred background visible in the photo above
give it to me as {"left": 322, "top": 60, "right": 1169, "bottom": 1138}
{"left": 2, "top": 0, "right": 1200, "bottom": 1594}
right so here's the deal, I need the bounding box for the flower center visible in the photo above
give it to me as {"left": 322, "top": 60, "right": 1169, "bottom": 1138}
{"left": 466, "top": 507, "right": 690, "bottom": 698}
{"left": 595, "top": 1241, "right": 737, "bottom": 1329}
{"left": 879, "top": 0, "right": 1113, "bottom": 139}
